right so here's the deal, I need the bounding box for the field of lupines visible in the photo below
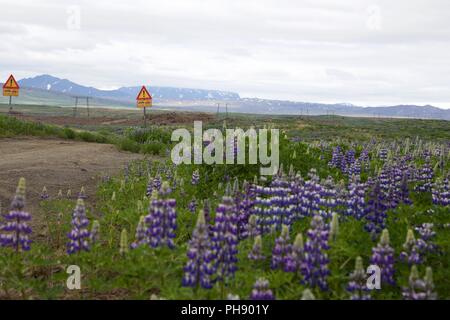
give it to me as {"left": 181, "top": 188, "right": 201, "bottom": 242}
{"left": 0, "top": 126, "right": 449, "bottom": 300}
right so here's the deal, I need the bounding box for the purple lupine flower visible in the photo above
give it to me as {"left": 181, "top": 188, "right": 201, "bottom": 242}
{"left": 284, "top": 233, "right": 304, "bottom": 273}
{"left": 370, "top": 229, "right": 395, "bottom": 285}
{"left": 188, "top": 198, "right": 197, "bottom": 214}
{"left": 399, "top": 172, "right": 412, "bottom": 205}
{"left": 319, "top": 176, "right": 337, "bottom": 220}
{"left": 235, "top": 180, "right": 255, "bottom": 240}
{"left": 131, "top": 215, "right": 147, "bottom": 249}
{"left": 328, "top": 146, "right": 343, "bottom": 169}
{"left": 415, "top": 223, "right": 437, "bottom": 254}
{"left": 364, "top": 180, "right": 388, "bottom": 239}
{"left": 40, "top": 186, "right": 49, "bottom": 200}
{"left": 347, "top": 257, "right": 371, "bottom": 300}
{"left": 378, "top": 148, "right": 388, "bottom": 161}
{"left": 211, "top": 193, "right": 239, "bottom": 281}
{"left": 67, "top": 198, "right": 91, "bottom": 254}
{"left": 182, "top": 210, "right": 215, "bottom": 289}
{"left": 90, "top": 220, "right": 100, "bottom": 244}
{"left": 402, "top": 266, "right": 437, "bottom": 300}
{"left": 191, "top": 169, "right": 200, "bottom": 185}
{"left": 432, "top": 177, "right": 450, "bottom": 206}
{"left": 248, "top": 235, "right": 265, "bottom": 261}
{"left": 299, "top": 169, "right": 322, "bottom": 217}
{"left": 399, "top": 229, "right": 421, "bottom": 265}
{"left": 250, "top": 278, "right": 275, "bottom": 300}
{"left": 414, "top": 157, "right": 433, "bottom": 192}
{"left": 301, "top": 214, "right": 330, "bottom": 291}
{"left": 271, "top": 225, "right": 292, "bottom": 269}
{"left": 0, "top": 178, "right": 32, "bottom": 252}
{"left": 346, "top": 175, "right": 366, "bottom": 219}
{"left": 145, "top": 182, "right": 177, "bottom": 249}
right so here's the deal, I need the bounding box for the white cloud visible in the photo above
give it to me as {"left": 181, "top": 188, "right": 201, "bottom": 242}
{"left": 1, "top": 0, "right": 450, "bottom": 108}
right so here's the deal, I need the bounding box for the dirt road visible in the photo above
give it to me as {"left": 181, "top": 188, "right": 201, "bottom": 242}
{"left": 0, "top": 137, "right": 143, "bottom": 234}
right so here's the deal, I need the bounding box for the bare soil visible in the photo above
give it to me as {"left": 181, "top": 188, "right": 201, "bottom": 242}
{"left": 0, "top": 137, "right": 143, "bottom": 235}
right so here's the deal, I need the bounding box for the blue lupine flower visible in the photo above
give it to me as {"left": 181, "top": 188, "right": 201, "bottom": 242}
{"left": 370, "top": 229, "right": 395, "bottom": 285}
{"left": 67, "top": 198, "right": 91, "bottom": 254}
{"left": 0, "top": 178, "right": 32, "bottom": 252}
{"left": 182, "top": 210, "right": 215, "bottom": 289}
{"left": 250, "top": 278, "right": 275, "bottom": 300}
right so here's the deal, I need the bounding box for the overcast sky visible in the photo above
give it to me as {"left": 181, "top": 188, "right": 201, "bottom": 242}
{"left": 1, "top": 0, "right": 450, "bottom": 108}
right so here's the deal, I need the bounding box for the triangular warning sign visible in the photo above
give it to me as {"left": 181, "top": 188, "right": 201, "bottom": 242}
{"left": 136, "top": 86, "right": 152, "bottom": 100}
{"left": 3, "top": 75, "right": 19, "bottom": 89}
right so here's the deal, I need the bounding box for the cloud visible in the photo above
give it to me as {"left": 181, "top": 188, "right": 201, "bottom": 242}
{"left": 1, "top": 0, "right": 450, "bottom": 108}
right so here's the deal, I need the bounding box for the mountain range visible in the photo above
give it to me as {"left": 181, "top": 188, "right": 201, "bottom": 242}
{"left": 1, "top": 74, "right": 449, "bottom": 120}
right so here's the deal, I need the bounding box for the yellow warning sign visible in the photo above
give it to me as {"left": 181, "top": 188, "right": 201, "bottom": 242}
{"left": 3, "top": 74, "right": 19, "bottom": 97}
{"left": 136, "top": 86, "right": 152, "bottom": 108}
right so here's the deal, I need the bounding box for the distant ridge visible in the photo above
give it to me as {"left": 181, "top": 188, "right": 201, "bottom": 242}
{"left": 1, "top": 74, "right": 448, "bottom": 120}
{"left": 18, "top": 74, "right": 240, "bottom": 102}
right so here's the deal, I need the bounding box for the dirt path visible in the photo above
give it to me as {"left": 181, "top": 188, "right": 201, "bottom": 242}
{"left": 0, "top": 137, "right": 144, "bottom": 235}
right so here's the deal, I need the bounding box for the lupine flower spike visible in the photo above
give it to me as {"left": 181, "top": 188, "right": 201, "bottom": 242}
{"left": 370, "top": 229, "right": 395, "bottom": 285}
{"left": 0, "top": 178, "right": 32, "bottom": 252}
{"left": 250, "top": 278, "right": 275, "bottom": 300}
{"left": 248, "top": 235, "right": 265, "bottom": 261}
{"left": 120, "top": 229, "right": 129, "bottom": 256}
{"left": 67, "top": 198, "right": 90, "bottom": 254}
{"left": 90, "top": 220, "right": 100, "bottom": 244}
{"left": 182, "top": 210, "right": 215, "bottom": 289}
{"left": 402, "top": 266, "right": 437, "bottom": 300}
{"left": 347, "top": 257, "right": 371, "bottom": 300}
{"left": 301, "top": 289, "right": 316, "bottom": 300}
{"left": 40, "top": 186, "right": 49, "bottom": 200}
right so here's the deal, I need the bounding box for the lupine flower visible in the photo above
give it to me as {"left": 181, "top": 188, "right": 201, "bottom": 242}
{"left": 284, "top": 233, "right": 304, "bottom": 273}
{"left": 364, "top": 180, "right": 388, "bottom": 239}
{"left": 191, "top": 169, "right": 200, "bottom": 185}
{"left": 414, "top": 157, "right": 433, "bottom": 192}
{"left": 370, "top": 229, "right": 395, "bottom": 285}
{"left": 182, "top": 210, "right": 215, "bottom": 289}
{"left": 301, "top": 289, "right": 316, "bottom": 300}
{"left": 301, "top": 214, "right": 330, "bottom": 290}
{"left": 67, "top": 198, "right": 90, "bottom": 254}
{"left": 415, "top": 223, "right": 437, "bottom": 254}
{"left": 120, "top": 229, "right": 129, "bottom": 256}
{"left": 250, "top": 278, "right": 275, "bottom": 300}
{"left": 131, "top": 215, "right": 147, "bottom": 249}
{"left": 402, "top": 266, "right": 437, "bottom": 300}
{"left": 432, "top": 177, "right": 450, "bottom": 206}
{"left": 188, "top": 198, "right": 197, "bottom": 214}
{"left": 78, "top": 186, "right": 87, "bottom": 199}
{"left": 90, "top": 220, "right": 100, "bottom": 244}
{"left": 57, "top": 189, "right": 63, "bottom": 198}
{"left": 40, "top": 186, "right": 49, "bottom": 200}
{"left": 248, "top": 235, "right": 265, "bottom": 261}
{"left": 399, "top": 229, "right": 421, "bottom": 265}
{"left": 329, "top": 212, "right": 339, "bottom": 242}
{"left": 271, "top": 225, "right": 292, "bottom": 269}
{"left": 211, "top": 193, "right": 239, "bottom": 281}
{"left": 145, "top": 182, "right": 177, "bottom": 249}
{"left": 247, "top": 215, "right": 258, "bottom": 239}
{"left": 0, "top": 178, "right": 32, "bottom": 252}
{"left": 346, "top": 176, "right": 366, "bottom": 219}
{"left": 347, "top": 257, "right": 371, "bottom": 300}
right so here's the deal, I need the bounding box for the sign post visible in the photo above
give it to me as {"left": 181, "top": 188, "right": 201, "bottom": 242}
{"left": 136, "top": 86, "right": 152, "bottom": 128}
{"left": 3, "top": 75, "right": 19, "bottom": 112}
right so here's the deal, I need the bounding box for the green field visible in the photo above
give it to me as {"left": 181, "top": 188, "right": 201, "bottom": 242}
{"left": 0, "top": 104, "right": 449, "bottom": 300}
